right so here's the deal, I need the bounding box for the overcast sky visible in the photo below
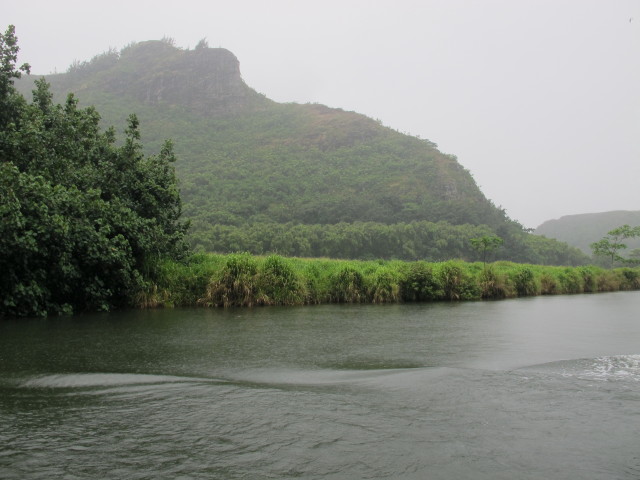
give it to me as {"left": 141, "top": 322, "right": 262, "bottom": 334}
{"left": 6, "top": 0, "right": 640, "bottom": 228}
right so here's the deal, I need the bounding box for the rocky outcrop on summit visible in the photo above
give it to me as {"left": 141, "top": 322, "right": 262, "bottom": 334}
{"left": 24, "top": 40, "right": 268, "bottom": 116}
{"left": 120, "top": 42, "right": 266, "bottom": 114}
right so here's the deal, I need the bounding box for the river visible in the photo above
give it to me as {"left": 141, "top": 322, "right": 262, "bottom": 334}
{"left": 1, "top": 291, "right": 639, "bottom": 479}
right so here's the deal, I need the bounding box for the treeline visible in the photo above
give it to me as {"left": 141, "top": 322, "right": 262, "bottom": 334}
{"left": 189, "top": 221, "right": 589, "bottom": 266}
{"left": 141, "top": 253, "right": 640, "bottom": 308}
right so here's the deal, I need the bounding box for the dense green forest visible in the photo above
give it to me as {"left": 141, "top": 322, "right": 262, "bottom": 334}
{"left": 15, "top": 38, "right": 589, "bottom": 265}
{"left": 0, "top": 26, "right": 188, "bottom": 317}
{"left": 188, "top": 221, "right": 587, "bottom": 265}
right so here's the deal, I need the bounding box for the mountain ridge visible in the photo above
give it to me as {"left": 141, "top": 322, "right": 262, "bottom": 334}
{"left": 16, "top": 40, "right": 588, "bottom": 264}
{"left": 536, "top": 210, "right": 640, "bottom": 254}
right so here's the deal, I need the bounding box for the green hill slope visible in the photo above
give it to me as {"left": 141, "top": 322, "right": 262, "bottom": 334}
{"left": 536, "top": 211, "right": 640, "bottom": 254}
{"left": 17, "top": 39, "right": 588, "bottom": 265}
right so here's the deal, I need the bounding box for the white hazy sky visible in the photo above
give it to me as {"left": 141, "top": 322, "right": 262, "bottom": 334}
{"left": 6, "top": 0, "right": 640, "bottom": 228}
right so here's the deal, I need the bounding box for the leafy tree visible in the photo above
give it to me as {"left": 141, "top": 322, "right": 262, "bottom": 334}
{"left": 0, "top": 25, "right": 189, "bottom": 317}
{"left": 470, "top": 235, "right": 503, "bottom": 266}
{"left": 591, "top": 238, "right": 626, "bottom": 268}
{"left": 195, "top": 38, "right": 209, "bottom": 50}
{"left": 590, "top": 225, "right": 640, "bottom": 268}
{"left": 0, "top": 25, "right": 30, "bottom": 128}
{"left": 628, "top": 249, "right": 640, "bottom": 266}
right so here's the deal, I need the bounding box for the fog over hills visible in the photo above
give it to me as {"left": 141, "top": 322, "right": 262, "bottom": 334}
{"left": 16, "top": 40, "right": 588, "bottom": 264}
{"left": 536, "top": 211, "right": 640, "bottom": 254}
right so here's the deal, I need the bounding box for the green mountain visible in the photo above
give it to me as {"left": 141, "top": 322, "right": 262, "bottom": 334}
{"left": 536, "top": 211, "right": 640, "bottom": 254}
{"left": 17, "top": 39, "right": 588, "bottom": 265}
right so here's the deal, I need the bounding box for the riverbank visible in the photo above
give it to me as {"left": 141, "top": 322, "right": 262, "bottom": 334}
{"left": 138, "top": 253, "right": 640, "bottom": 308}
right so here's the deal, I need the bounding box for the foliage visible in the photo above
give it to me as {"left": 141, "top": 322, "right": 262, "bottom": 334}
{"left": 470, "top": 235, "right": 503, "bottom": 265}
{"left": 0, "top": 26, "right": 188, "bottom": 317}
{"left": 436, "top": 260, "right": 479, "bottom": 301}
{"left": 558, "top": 268, "right": 583, "bottom": 294}
{"left": 198, "top": 253, "right": 262, "bottom": 307}
{"left": 539, "top": 273, "right": 557, "bottom": 295}
{"left": 590, "top": 224, "right": 640, "bottom": 268}
{"left": 196, "top": 253, "right": 307, "bottom": 307}
{"left": 577, "top": 266, "right": 597, "bottom": 293}
{"left": 619, "top": 268, "right": 640, "bottom": 290}
{"left": 399, "top": 262, "right": 440, "bottom": 301}
{"left": 329, "top": 267, "right": 368, "bottom": 303}
{"left": 510, "top": 267, "right": 538, "bottom": 297}
{"left": 148, "top": 253, "right": 640, "bottom": 309}
{"left": 629, "top": 249, "right": 640, "bottom": 266}
{"left": 258, "top": 255, "right": 307, "bottom": 305}
{"left": 370, "top": 266, "right": 402, "bottom": 303}
{"left": 478, "top": 266, "right": 511, "bottom": 299}
{"left": 0, "top": 25, "right": 30, "bottom": 128}
{"left": 188, "top": 221, "right": 588, "bottom": 265}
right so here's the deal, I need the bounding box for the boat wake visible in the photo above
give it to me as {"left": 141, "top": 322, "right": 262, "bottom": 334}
{"left": 18, "top": 372, "right": 219, "bottom": 389}
{"left": 522, "top": 354, "right": 640, "bottom": 382}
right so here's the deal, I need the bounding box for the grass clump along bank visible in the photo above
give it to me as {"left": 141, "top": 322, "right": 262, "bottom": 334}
{"left": 140, "top": 253, "right": 640, "bottom": 309}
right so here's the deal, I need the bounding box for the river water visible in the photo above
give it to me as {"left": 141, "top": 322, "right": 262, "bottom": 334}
{"left": 1, "top": 292, "right": 639, "bottom": 479}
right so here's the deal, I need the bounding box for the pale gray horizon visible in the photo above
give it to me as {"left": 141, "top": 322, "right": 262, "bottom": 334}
{"left": 6, "top": 0, "right": 640, "bottom": 228}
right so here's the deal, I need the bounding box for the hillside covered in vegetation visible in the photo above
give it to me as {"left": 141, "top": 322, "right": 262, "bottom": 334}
{"left": 17, "top": 38, "right": 588, "bottom": 265}
{"left": 536, "top": 211, "right": 640, "bottom": 255}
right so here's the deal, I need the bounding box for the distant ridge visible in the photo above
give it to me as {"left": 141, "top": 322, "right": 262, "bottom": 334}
{"left": 536, "top": 211, "right": 640, "bottom": 253}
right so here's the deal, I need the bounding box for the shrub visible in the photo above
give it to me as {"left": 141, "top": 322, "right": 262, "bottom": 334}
{"left": 198, "top": 253, "right": 262, "bottom": 307}
{"left": 618, "top": 268, "right": 640, "bottom": 290}
{"left": 370, "top": 267, "right": 401, "bottom": 303}
{"left": 596, "top": 271, "right": 620, "bottom": 292}
{"left": 257, "top": 255, "right": 306, "bottom": 305}
{"left": 300, "top": 262, "right": 325, "bottom": 304}
{"left": 329, "top": 266, "right": 368, "bottom": 303}
{"left": 559, "top": 268, "right": 583, "bottom": 294}
{"left": 511, "top": 267, "right": 538, "bottom": 296}
{"left": 539, "top": 273, "right": 557, "bottom": 295}
{"left": 135, "top": 283, "right": 171, "bottom": 308}
{"left": 399, "top": 262, "right": 440, "bottom": 301}
{"left": 437, "top": 260, "right": 478, "bottom": 300}
{"left": 577, "top": 266, "right": 597, "bottom": 293}
{"left": 478, "top": 266, "right": 512, "bottom": 299}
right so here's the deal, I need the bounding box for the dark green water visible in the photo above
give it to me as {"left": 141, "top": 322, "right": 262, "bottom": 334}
{"left": 1, "top": 292, "right": 639, "bottom": 479}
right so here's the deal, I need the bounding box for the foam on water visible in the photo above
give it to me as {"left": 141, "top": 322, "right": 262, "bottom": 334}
{"left": 584, "top": 354, "right": 640, "bottom": 381}
{"left": 226, "top": 365, "right": 458, "bottom": 392}
{"left": 524, "top": 354, "right": 640, "bottom": 382}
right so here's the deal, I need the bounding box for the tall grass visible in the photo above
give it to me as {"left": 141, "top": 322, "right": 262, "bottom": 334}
{"left": 138, "top": 253, "right": 640, "bottom": 308}
{"left": 436, "top": 260, "right": 479, "bottom": 300}
{"left": 198, "top": 253, "right": 263, "bottom": 307}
